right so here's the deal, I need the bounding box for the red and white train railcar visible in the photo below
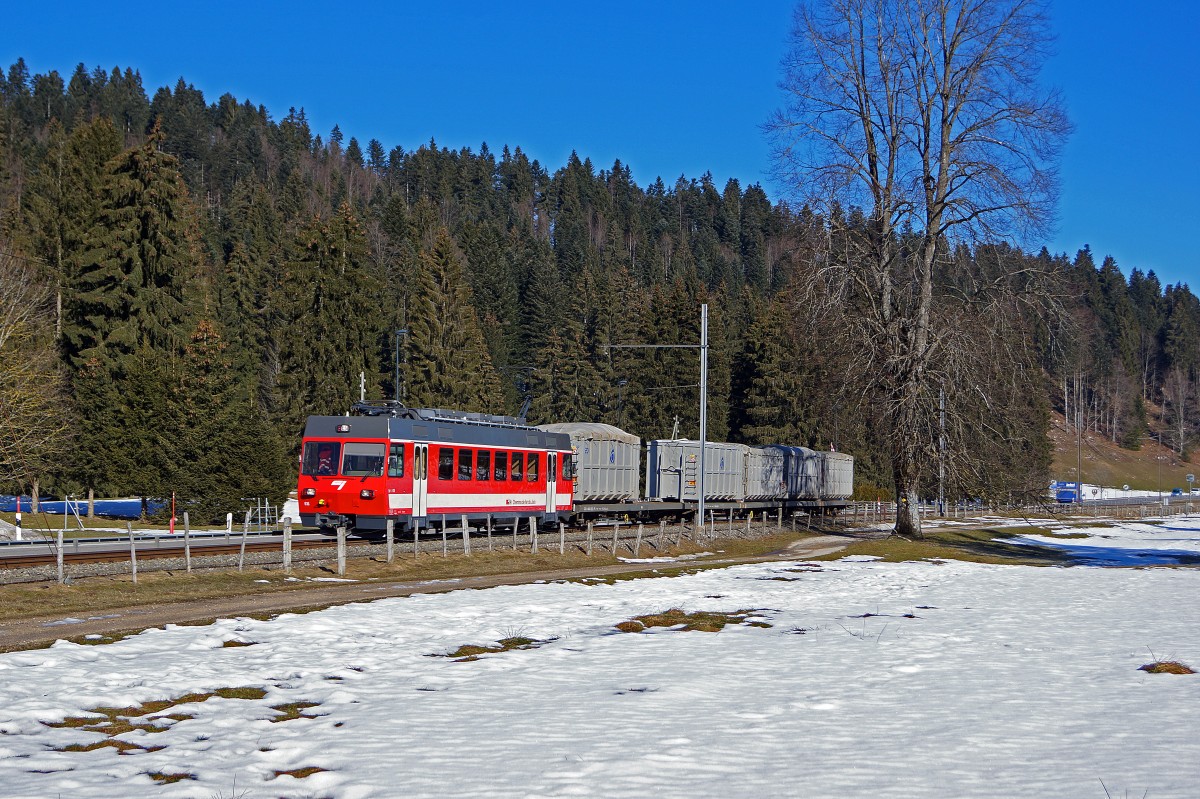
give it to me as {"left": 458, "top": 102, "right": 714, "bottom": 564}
{"left": 298, "top": 406, "right": 574, "bottom": 534}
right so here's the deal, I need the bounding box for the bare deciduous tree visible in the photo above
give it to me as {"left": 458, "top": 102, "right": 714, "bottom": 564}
{"left": 769, "top": 0, "right": 1070, "bottom": 536}
{"left": 0, "top": 250, "right": 71, "bottom": 496}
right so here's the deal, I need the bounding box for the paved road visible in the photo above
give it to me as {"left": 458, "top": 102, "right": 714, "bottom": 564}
{"left": 0, "top": 535, "right": 852, "bottom": 653}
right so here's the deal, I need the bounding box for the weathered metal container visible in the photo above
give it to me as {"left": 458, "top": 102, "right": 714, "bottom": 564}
{"left": 537, "top": 423, "right": 641, "bottom": 502}
{"left": 818, "top": 452, "right": 855, "bottom": 499}
{"left": 646, "top": 440, "right": 746, "bottom": 501}
{"left": 745, "top": 447, "right": 786, "bottom": 500}
{"left": 764, "top": 445, "right": 821, "bottom": 499}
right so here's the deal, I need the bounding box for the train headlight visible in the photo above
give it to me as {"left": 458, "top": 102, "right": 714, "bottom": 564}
{"left": 360, "top": 489, "right": 375, "bottom": 499}
{"left": 302, "top": 488, "right": 316, "bottom": 498}
{"left": 317, "top": 499, "right": 327, "bottom": 507}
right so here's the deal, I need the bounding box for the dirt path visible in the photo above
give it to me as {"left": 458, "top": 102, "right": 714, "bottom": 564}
{"left": 0, "top": 536, "right": 851, "bottom": 652}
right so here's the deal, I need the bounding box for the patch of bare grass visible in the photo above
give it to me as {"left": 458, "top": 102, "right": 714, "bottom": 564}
{"left": 1139, "top": 660, "right": 1194, "bottom": 675}
{"left": 270, "top": 701, "right": 321, "bottom": 722}
{"left": 46, "top": 687, "right": 267, "bottom": 753}
{"left": 438, "top": 636, "right": 554, "bottom": 662}
{"left": 147, "top": 771, "right": 196, "bottom": 784}
{"left": 273, "top": 766, "right": 328, "bottom": 779}
{"left": 615, "top": 608, "right": 770, "bottom": 633}
{"left": 809, "top": 527, "right": 1073, "bottom": 566}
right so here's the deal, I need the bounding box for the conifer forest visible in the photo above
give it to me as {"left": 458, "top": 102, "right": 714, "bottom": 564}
{"left": 0, "top": 58, "right": 1197, "bottom": 521}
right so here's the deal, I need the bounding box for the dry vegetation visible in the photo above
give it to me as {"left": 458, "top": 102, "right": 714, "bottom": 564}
{"left": 614, "top": 608, "right": 772, "bottom": 633}
{"left": 1139, "top": 660, "right": 1195, "bottom": 675}
{"left": 0, "top": 530, "right": 816, "bottom": 627}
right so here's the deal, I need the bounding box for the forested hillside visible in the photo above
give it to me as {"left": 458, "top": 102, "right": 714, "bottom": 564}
{"left": 0, "top": 60, "right": 1196, "bottom": 517}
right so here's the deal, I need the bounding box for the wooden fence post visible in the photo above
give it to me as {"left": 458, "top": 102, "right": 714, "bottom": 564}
{"left": 462, "top": 515, "right": 471, "bottom": 556}
{"left": 385, "top": 518, "right": 394, "bottom": 564}
{"left": 441, "top": 517, "right": 448, "bottom": 558}
{"left": 57, "top": 528, "right": 65, "bottom": 585}
{"left": 635, "top": 523, "right": 644, "bottom": 556}
{"left": 611, "top": 522, "right": 620, "bottom": 555}
{"left": 183, "top": 511, "right": 192, "bottom": 573}
{"left": 487, "top": 514, "right": 493, "bottom": 551}
{"left": 413, "top": 524, "right": 420, "bottom": 559}
{"left": 336, "top": 525, "right": 347, "bottom": 576}
{"left": 283, "top": 517, "right": 293, "bottom": 573}
{"left": 238, "top": 510, "right": 250, "bottom": 572}
{"left": 559, "top": 522, "right": 565, "bottom": 555}
{"left": 513, "top": 517, "right": 519, "bottom": 551}
{"left": 657, "top": 520, "right": 666, "bottom": 549}
{"left": 529, "top": 517, "right": 538, "bottom": 553}
{"left": 587, "top": 521, "right": 594, "bottom": 555}
{"left": 127, "top": 522, "right": 137, "bottom": 584}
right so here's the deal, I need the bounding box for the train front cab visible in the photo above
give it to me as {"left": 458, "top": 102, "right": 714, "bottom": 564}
{"left": 298, "top": 436, "right": 398, "bottom": 532}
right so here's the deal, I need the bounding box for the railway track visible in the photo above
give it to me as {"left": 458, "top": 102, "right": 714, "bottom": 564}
{"left": 0, "top": 531, "right": 336, "bottom": 570}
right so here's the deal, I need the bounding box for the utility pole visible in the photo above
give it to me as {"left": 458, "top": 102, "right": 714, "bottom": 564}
{"left": 938, "top": 386, "right": 945, "bottom": 516}
{"left": 698, "top": 304, "right": 709, "bottom": 528}
{"left": 605, "top": 303, "right": 709, "bottom": 527}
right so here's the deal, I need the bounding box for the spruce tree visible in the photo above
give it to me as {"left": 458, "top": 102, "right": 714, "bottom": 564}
{"left": 405, "top": 227, "right": 504, "bottom": 412}
{"left": 276, "top": 202, "right": 383, "bottom": 432}
{"left": 66, "top": 123, "right": 197, "bottom": 503}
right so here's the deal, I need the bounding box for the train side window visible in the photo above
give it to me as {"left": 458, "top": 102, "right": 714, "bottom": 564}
{"left": 476, "top": 450, "right": 491, "bottom": 481}
{"left": 527, "top": 452, "right": 539, "bottom": 482}
{"left": 510, "top": 452, "right": 523, "bottom": 481}
{"left": 388, "top": 444, "right": 405, "bottom": 478}
{"left": 458, "top": 449, "right": 473, "bottom": 480}
{"left": 438, "top": 447, "right": 454, "bottom": 481}
{"left": 494, "top": 451, "right": 508, "bottom": 481}
{"left": 563, "top": 455, "right": 574, "bottom": 481}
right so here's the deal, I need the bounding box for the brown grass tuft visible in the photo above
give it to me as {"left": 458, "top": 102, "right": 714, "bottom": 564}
{"left": 147, "top": 772, "right": 197, "bottom": 784}
{"left": 270, "top": 701, "right": 321, "bottom": 722}
{"left": 441, "top": 635, "right": 552, "bottom": 662}
{"left": 1139, "top": 660, "right": 1195, "bottom": 675}
{"left": 273, "top": 766, "right": 329, "bottom": 779}
{"left": 615, "top": 608, "right": 769, "bottom": 633}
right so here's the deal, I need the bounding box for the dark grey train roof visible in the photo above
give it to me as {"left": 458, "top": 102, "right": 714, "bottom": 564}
{"left": 303, "top": 415, "right": 571, "bottom": 450}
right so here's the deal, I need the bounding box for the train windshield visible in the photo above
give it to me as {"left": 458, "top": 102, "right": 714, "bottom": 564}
{"left": 301, "top": 441, "right": 342, "bottom": 476}
{"left": 341, "top": 442, "right": 386, "bottom": 477}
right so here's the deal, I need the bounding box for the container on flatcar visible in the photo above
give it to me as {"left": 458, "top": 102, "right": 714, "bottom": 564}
{"left": 817, "top": 451, "right": 855, "bottom": 499}
{"left": 764, "top": 445, "right": 820, "bottom": 499}
{"left": 744, "top": 446, "right": 786, "bottom": 500}
{"left": 646, "top": 440, "right": 746, "bottom": 502}
{"left": 536, "top": 422, "right": 641, "bottom": 502}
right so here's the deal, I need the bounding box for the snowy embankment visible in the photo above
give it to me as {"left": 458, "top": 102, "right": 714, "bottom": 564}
{"left": 1, "top": 519, "right": 1198, "bottom": 798}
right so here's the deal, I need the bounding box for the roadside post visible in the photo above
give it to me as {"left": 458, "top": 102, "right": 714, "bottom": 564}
{"left": 183, "top": 511, "right": 192, "bottom": 573}
{"left": 283, "top": 516, "right": 293, "bottom": 572}
{"left": 385, "top": 518, "right": 394, "bottom": 563}
{"left": 127, "top": 522, "right": 137, "bottom": 584}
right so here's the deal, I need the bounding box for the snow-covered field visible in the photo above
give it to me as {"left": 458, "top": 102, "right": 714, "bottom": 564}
{"left": 2, "top": 518, "right": 1199, "bottom": 799}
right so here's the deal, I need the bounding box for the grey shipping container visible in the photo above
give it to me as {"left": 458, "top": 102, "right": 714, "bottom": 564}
{"left": 537, "top": 423, "right": 641, "bottom": 502}
{"left": 745, "top": 447, "right": 786, "bottom": 500}
{"left": 818, "top": 452, "right": 855, "bottom": 499}
{"left": 646, "top": 440, "right": 746, "bottom": 501}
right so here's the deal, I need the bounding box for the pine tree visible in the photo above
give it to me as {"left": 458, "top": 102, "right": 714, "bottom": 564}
{"left": 276, "top": 202, "right": 383, "bottom": 432}
{"left": 405, "top": 227, "right": 504, "bottom": 412}
{"left": 66, "top": 123, "right": 198, "bottom": 502}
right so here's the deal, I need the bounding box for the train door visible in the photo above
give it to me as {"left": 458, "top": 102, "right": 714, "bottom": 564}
{"left": 413, "top": 443, "right": 429, "bottom": 526}
{"left": 545, "top": 452, "right": 557, "bottom": 519}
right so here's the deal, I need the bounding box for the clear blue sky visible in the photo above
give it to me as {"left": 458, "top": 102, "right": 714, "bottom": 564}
{"left": 6, "top": 0, "right": 1196, "bottom": 289}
